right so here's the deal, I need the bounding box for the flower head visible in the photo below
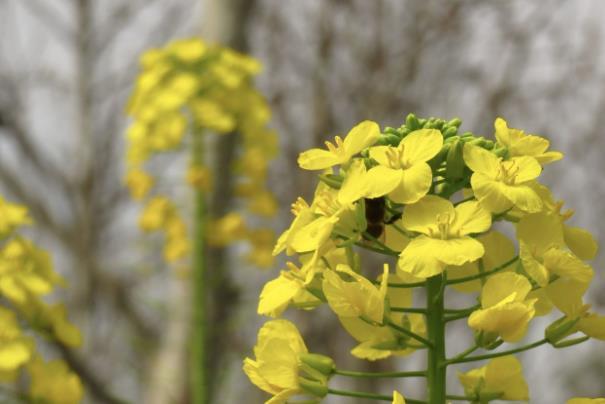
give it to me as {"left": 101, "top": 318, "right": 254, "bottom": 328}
{"left": 495, "top": 117, "right": 563, "bottom": 165}
{"left": 397, "top": 195, "right": 491, "bottom": 278}
{"left": 468, "top": 273, "right": 536, "bottom": 342}
{"left": 458, "top": 356, "right": 529, "bottom": 401}
{"left": 298, "top": 120, "right": 379, "bottom": 170}
{"left": 464, "top": 144, "right": 542, "bottom": 213}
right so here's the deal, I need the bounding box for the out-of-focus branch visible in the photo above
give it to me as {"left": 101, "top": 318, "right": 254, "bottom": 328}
{"left": 19, "top": 0, "right": 73, "bottom": 44}
{"left": 55, "top": 342, "right": 130, "bottom": 404}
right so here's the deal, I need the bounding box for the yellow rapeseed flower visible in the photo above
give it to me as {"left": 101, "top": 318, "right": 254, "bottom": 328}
{"left": 458, "top": 356, "right": 529, "bottom": 401}
{"left": 398, "top": 195, "right": 491, "bottom": 278}
{"left": 464, "top": 144, "right": 542, "bottom": 213}
{"left": 243, "top": 320, "right": 309, "bottom": 403}
{"left": 298, "top": 120, "right": 380, "bottom": 170}
{"left": 29, "top": 357, "right": 83, "bottom": 404}
{"left": 495, "top": 117, "right": 563, "bottom": 165}
{"left": 468, "top": 273, "right": 536, "bottom": 342}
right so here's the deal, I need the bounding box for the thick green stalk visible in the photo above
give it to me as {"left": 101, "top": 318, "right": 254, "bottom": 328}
{"left": 426, "top": 274, "right": 446, "bottom": 404}
{"left": 191, "top": 131, "right": 207, "bottom": 404}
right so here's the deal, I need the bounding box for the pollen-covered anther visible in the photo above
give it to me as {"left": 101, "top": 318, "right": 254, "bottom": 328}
{"left": 324, "top": 136, "right": 345, "bottom": 156}
{"left": 498, "top": 160, "right": 521, "bottom": 185}
{"left": 385, "top": 145, "right": 405, "bottom": 169}
{"left": 291, "top": 197, "right": 309, "bottom": 216}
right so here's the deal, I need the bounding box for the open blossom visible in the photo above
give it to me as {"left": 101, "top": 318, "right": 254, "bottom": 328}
{"left": 338, "top": 128, "right": 443, "bottom": 204}
{"left": 243, "top": 320, "right": 309, "bottom": 403}
{"left": 464, "top": 144, "right": 542, "bottom": 213}
{"left": 468, "top": 272, "right": 536, "bottom": 342}
{"left": 458, "top": 356, "right": 529, "bottom": 401}
{"left": 298, "top": 120, "right": 380, "bottom": 170}
{"left": 323, "top": 264, "right": 388, "bottom": 323}
{"left": 517, "top": 212, "right": 593, "bottom": 289}
{"left": 494, "top": 117, "right": 563, "bottom": 165}
{"left": 398, "top": 195, "right": 491, "bottom": 278}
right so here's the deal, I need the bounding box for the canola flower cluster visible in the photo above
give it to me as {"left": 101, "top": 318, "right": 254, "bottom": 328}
{"left": 244, "top": 115, "right": 605, "bottom": 403}
{"left": 125, "top": 38, "right": 278, "bottom": 269}
{"left": 0, "top": 196, "right": 82, "bottom": 403}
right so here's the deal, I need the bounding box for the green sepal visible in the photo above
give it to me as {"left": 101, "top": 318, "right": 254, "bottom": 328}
{"left": 299, "top": 353, "right": 335, "bottom": 376}
{"left": 298, "top": 377, "right": 328, "bottom": 398}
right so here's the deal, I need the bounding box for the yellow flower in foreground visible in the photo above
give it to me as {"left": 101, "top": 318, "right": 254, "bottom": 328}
{"left": 517, "top": 212, "right": 592, "bottom": 288}
{"left": 458, "top": 356, "right": 528, "bottom": 401}
{"left": 464, "top": 144, "right": 542, "bottom": 213}
{"left": 495, "top": 117, "right": 563, "bottom": 164}
{"left": 468, "top": 273, "right": 536, "bottom": 342}
{"left": 398, "top": 196, "right": 491, "bottom": 278}
{"left": 393, "top": 391, "right": 406, "bottom": 404}
{"left": 338, "top": 275, "right": 425, "bottom": 360}
{"left": 323, "top": 264, "right": 388, "bottom": 323}
{"left": 29, "top": 357, "right": 83, "bottom": 404}
{"left": 531, "top": 182, "right": 598, "bottom": 260}
{"left": 298, "top": 120, "right": 379, "bottom": 170}
{"left": 338, "top": 129, "right": 442, "bottom": 204}
{"left": 567, "top": 399, "right": 605, "bottom": 404}
{"left": 243, "top": 320, "right": 308, "bottom": 403}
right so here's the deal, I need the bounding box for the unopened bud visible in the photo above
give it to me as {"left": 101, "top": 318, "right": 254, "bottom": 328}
{"left": 475, "top": 331, "right": 502, "bottom": 350}
{"left": 446, "top": 139, "right": 465, "bottom": 181}
{"left": 299, "top": 377, "right": 328, "bottom": 398}
{"left": 545, "top": 316, "right": 579, "bottom": 345}
{"left": 405, "top": 113, "right": 420, "bottom": 130}
{"left": 299, "top": 353, "right": 335, "bottom": 376}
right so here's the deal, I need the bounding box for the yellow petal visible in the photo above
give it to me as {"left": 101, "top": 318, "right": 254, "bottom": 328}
{"left": 564, "top": 226, "right": 598, "bottom": 260}
{"left": 543, "top": 248, "right": 593, "bottom": 284}
{"left": 451, "top": 200, "right": 491, "bottom": 236}
{"left": 392, "top": 390, "right": 407, "bottom": 404}
{"left": 485, "top": 356, "right": 529, "bottom": 400}
{"left": 398, "top": 236, "right": 483, "bottom": 278}
{"left": 517, "top": 212, "right": 565, "bottom": 253}
{"left": 545, "top": 278, "right": 587, "bottom": 318}
{"left": 510, "top": 156, "right": 542, "bottom": 183}
{"left": 481, "top": 272, "right": 532, "bottom": 308}
{"left": 468, "top": 301, "right": 534, "bottom": 342}
{"left": 577, "top": 314, "right": 605, "bottom": 340}
{"left": 401, "top": 195, "right": 453, "bottom": 235}
{"left": 388, "top": 163, "right": 432, "bottom": 204}
{"left": 363, "top": 166, "right": 403, "bottom": 199}
{"left": 501, "top": 184, "right": 542, "bottom": 213}
{"left": 400, "top": 129, "right": 443, "bottom": 165}
{"left": 343, "top": 120, "right": 380, "bottom": 156}
{"left": 258, "top": 272, "right": 303, "bottom": 317}
{"left": 463, "top": 144, "right": 500, "bottom": 176}
{"left": 471, "top": 174, "right": 513, "bottom": 213}
{"left": 297, "top": 148, "right": 340, "bottom": 170}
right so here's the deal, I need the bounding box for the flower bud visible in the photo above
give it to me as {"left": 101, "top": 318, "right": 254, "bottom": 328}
{"left": 545, "top": 316, "right": 579, "bottom": 345}
{"left": 446, "top": 138, "right": 465, "bottom": 181}
{"left": 447, "top": 118, "right": 462, "bottom": 128}
{"left": 442, "top": 126, "right": 458, "bottom": 138}
{"left": 475, "top": 330, "right": 502, "bottom": 350}
{"left": 299, "top": 377, "right": 328, "bottom": 398}
{"left": 299, "top": 353, "right": 335, "bottom": 376}
{"left": 405, "top": 113, "right": 420, "bottom": 130}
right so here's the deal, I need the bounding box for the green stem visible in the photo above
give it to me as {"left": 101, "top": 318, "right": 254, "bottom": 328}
{"left": 334, "top": 369, "right": 426, "bottom": 378}
{"left": 391, "top": 307, "right": 428, "bottom": 314}
{"left": 386, "top": 320, "right": 433, "bottom": 348}
{"left": 191, "top": 130, "right": 207, "bottom": 404}
{"left": 449, "top": 344, "right": 479, "bottom": 362}
{"left": 385, "top": 280, "right": 426, "bottom": 288}
{"left": 446, "top": 395, "right": 476, "bottom": 401}
{"left": 354, "top": 241, "right": 400, "bottom": 257}
{"left": 362, "top": 231, "right": 399, "bottom": 255}
{"left": 426, "top": 274, "right": 446, "bottom": 404}
{"left": 328, "top": 388, "right": 426, "bottom": 404}
{"left": 446, "top": 256, "right": 518, "bottom": 285}
{"left": 446, "top": 339, "right": 548, "bottom": 365}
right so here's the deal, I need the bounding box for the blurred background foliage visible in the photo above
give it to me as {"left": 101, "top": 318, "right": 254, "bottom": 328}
{"left": 0, "top": 0, "right": 603, "bottom": 403}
